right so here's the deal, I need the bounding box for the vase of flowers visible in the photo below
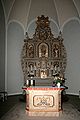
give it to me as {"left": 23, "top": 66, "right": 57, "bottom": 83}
{"left": 54, "top": 76, "right": 63, "bottom": 87}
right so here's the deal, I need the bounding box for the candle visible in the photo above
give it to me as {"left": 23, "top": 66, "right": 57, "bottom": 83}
{"left": 31, "top": 80, "right": 33, "bottom": 85}
{"left": 26, "top": 80, "right": 29, "bottom": 85}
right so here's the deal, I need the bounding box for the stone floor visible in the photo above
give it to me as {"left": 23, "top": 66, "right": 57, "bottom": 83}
{"left": 0, "top": 101, "right": 80, "bottom": 120}
{"left": 0, "top": 94, "right": 80, "bottom": 119}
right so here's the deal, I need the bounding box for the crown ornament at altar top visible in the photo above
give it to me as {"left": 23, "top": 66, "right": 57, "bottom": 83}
{"left": 34, "top": 15, "right": 52, "bottom": 40}
{"left": 36, "top": 15, "right": 50, "bottom": 27}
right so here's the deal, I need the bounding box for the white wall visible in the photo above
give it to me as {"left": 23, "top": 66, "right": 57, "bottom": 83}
{"left": 7, "top": 22, "right": 24, "bottom": 95}
{"left": 63, "top": 20, "right": 80, "bottom": 95}
{"left": 7, "top": 19, "right": 80, "bottom": 95}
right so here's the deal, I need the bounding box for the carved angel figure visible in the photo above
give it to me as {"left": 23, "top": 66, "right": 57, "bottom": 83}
{"left": 53, "top": 44, "right": 59, "bottom": 58}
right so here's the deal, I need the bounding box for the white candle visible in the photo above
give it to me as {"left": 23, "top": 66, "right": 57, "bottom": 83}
{"left": 26, "top": 80, "right": 29, "bottom": 85}
{"left": 31, "top": 80, "right": 33, "bottom": 85}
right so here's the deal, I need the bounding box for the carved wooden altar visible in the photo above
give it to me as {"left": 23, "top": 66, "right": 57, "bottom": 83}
{"left": 21, "top": 15, "right": 67, "bottom": 86}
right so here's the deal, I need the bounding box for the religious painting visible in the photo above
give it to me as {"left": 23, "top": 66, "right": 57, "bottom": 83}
{"left": 39, "top": 43, "right": 48, "bottom": 57}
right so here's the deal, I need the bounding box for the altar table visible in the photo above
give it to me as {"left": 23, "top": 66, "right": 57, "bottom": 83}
{"left": 23, "top": 86, "right": 64, "bottom": 116}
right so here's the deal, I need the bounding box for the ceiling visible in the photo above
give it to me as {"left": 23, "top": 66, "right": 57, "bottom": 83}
{"left": 1, "top": 0, "right": 80, "bottom": 31}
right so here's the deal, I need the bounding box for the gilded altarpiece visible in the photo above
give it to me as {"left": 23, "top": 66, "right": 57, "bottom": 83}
{"left": 21, "top": 15, "right": 67, "bottom": 86}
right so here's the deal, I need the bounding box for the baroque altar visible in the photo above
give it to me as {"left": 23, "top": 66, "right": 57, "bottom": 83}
{"left": 21, "top": 15, "right": 67, "bottom": 116}
{"left": 21, "top": 15, "right": 67, "bottom": 86}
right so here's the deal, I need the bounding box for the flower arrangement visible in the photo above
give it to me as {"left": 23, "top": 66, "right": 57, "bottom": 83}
{"left": 53, "top": 76, "right": 64, "bottom": 87}
{"left": 55, "top": 77, "right": 63, "bottom": 84}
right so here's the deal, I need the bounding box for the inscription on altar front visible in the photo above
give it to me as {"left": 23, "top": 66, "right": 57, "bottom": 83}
{"left": 33, "top": 95, "right": 54, "bottom": 107}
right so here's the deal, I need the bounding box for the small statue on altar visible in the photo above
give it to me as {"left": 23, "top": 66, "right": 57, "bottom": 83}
{"left": 53, "top": 44, "right": 59, "bottom": 58}
{"left": 53, "top": 64, "right": 59, "bottom": 76}
{"left": 28, "top": 44, "right": 34, "bottom": 58}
